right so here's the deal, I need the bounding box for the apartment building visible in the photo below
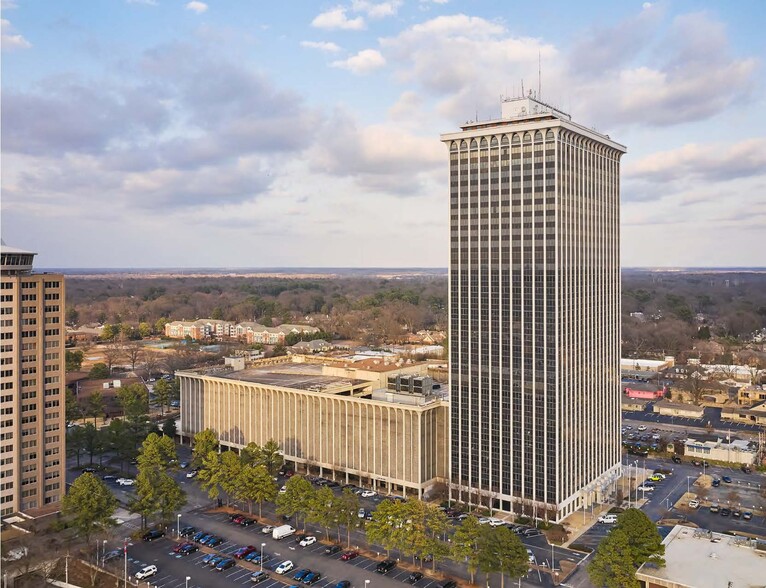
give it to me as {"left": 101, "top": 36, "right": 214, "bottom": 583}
{"left": 0, "top": 244, "right": 66, "bottom": 516}
{"left": 165, "top": 319, "right": 317, "bottom": 344}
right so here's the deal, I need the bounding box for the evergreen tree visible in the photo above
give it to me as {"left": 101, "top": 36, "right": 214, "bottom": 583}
{"left": 236, "top": 464, "right": 277, "bottom": 516}
{"left": 335, "top": 488, "right": 361, "bottom": 546}
{"left": 307, "top": 486, "right": 336, "bottom": 540}
{"left": 588, "top": 529, "right": 642, "bottom": 588}
{"left": 192, "top": 429, "right": 219, "bottom": 468}
{"left": 452, "top": 515, "right": 482, "bottom": 583}
{"left": 197, "top": 450, "right": 223, "bottom": 500}
{"left": 62, "top": 473, "right": 119, "bottom": 543}
{"left": 276, "top": 475, "right": 314, "bottom": 529}
{"left": 131, "top": 433, "right": 186, "bottom": 528}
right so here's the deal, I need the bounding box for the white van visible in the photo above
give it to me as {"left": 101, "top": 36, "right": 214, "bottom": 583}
{"left": 597, "top": 514, "right": 618, "bottom": 524}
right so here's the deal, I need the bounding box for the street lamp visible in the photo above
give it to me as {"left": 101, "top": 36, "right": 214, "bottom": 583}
{"left": 177, "top": 514, "right": 182, "bottom": 539}
{"left": 102, "top": 539, "right": 107, "bottom": 566}
{"left": 365, "top": 580, "right": 370, "bottom": 588}
{"left": 185, "top": 576, "right": 191, "bottom": 588}
{"left": 124, "top": 538, "right": 129, "bottom": 588}
{"left": 260, "top": 543, "right": 266, "bottom": 571}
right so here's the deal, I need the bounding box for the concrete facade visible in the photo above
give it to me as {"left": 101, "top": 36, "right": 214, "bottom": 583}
{"left": 177, "top": 358, "right": 448, "bottom": 496}
{"left": 0, "top": 245, "right": 66, "bottom": 516}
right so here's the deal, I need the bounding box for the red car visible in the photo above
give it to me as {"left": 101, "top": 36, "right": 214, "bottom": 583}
{"left": 231, "top": 515, "right": 246, "bottom": 524}
{"left": 340, "top": 551, "right": 359, "bottom": 561}
{"left": 234, "top": 545, "right": 257, "bottom": 559}
{"left": 173, "top": 542, "right": 194, "bottom": 553}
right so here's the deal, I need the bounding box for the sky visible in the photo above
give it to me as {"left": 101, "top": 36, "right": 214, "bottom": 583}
{"left": 2, "top": 0, "right": 765, "bottom": 268}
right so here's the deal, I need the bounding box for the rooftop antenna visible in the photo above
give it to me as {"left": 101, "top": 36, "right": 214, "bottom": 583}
{"left": 521, "top": 79, "right": 525, "bottom": 98}
{"left": 538, "top": 51, "right": 542, "bottom": 100}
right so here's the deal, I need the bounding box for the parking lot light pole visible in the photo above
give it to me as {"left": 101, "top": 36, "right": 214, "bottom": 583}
{"left": 177, "top": 514, "right": 181, "bottom": 539}
{"left": 260, "top": 543, "right": 266, "bottom": 571}
{"left": 102, "top": 539, "right": 107, "bottom": 566}
{"left": 365, "top": 579, "right": 370, "bottom": 588}
{"left": 185, "top": 576, "right": 190, "bottom": 588}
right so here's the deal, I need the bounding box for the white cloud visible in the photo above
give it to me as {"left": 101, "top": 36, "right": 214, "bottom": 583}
{"left": 311, "top": 6, "right": 365, "bottom": 30}
{"left": 331, "top": 49, "right": 385, "bottom": 74}
{"left": 351, "top": 0, "right": 402, "bottom": 19}
{"left": 300, "top": 40, "right": 342, "bottom": 53}
{"left": 185, "top": 1, "right": 208, "bottom": 14}
{"left": 1, "top": 18, "right": 30, "bottom": 50}
{"left": 1, "top": 0, "right": 18, "bottom": 9}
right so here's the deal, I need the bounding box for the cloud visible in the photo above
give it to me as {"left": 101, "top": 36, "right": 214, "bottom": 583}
{"left": 331, "top": 49, "right": 385, "bottom": 74}
{"left": 351, "top": 0, "right": 402, "bottom": 19}
{"left": 1, "top": 42, "right": 320, "bottom": 213}
{"left": 1, "top": 18, "right": 31, "bottom": 50}
{"left": 626, "top": 138, "right": 766, "bottom": 184}
{"left": 300, "top": 40, "right": 342, "bottom": 53}
{"left": 311, "top": 6, "right": 365, "bottom": 30}
{"left": 310, "top": 109, "right": 443, "bottom": 195}
{"left": 185, "top": 1, "right": 208, "bottom": 14}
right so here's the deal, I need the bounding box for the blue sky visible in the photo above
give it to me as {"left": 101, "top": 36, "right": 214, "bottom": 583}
{"left": 2, "top": 0, "right": 765, "bottom": 267}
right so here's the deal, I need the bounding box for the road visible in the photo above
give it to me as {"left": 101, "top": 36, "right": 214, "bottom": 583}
{"left": 623, "top": 405, "right": 763, "bottom": 438}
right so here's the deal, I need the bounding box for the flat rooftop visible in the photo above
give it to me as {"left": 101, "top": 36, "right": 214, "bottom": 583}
{"left": 636, "top": 525, "right": 766, "bottom": 588}
{"left": 219, "top": 362, "right": 368, "bottom": 393}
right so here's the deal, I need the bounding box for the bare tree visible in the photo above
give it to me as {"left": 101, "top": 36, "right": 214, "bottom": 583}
{"left": 122, "top": 340, "right": 144, "bottom": 372}
{"left": 100, "top": 343, "right": 124, "bottom": 375}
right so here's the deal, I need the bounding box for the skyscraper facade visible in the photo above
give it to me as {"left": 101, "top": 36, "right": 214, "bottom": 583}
{"left": 0, "top": 245, "right": 66, "bottom": 516}
{"left": 441, "top": 96, "right": 625, "bottom": 521}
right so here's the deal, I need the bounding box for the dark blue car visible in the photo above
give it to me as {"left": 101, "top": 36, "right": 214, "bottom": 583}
{"left": 293, "top": 569, "right": 311, "bottom": 581}
{"left": 216, "top": 558, "right": 236, "bottom": 571}
{"left": 304, "top": 572, "right": 322, "bottom": 585}
{"left": 207, "top": 536, "right": 224, "bottom": 548}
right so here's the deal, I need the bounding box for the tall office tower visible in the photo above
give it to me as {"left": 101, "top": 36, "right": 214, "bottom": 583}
{"left": 0, "top": 244, "right": 66, "bottom": 516}
{"left": 441, "top": 95, "right": 625, "bottom": 521}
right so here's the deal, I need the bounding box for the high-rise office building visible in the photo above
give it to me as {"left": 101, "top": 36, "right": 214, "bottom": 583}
{"left": 442, "top": 95, "right": 625, "bottom": 521}
{"left": 0, "top": 244, "right": 66, "bottom": 516}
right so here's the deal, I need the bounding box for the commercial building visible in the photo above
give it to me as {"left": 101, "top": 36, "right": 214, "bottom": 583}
{"left": 0, "top": 245, "right": 66, "bottom": 516}
{"left": 721, "top": 402, "right": 766, "bottom": 426}
{"left": 441, "top": 95, "right": 625, "bottom": 521}
{"left": 177, "top": 355, "right": 448, "bottom": 497}
{"left": 652, "top": 400, "right": 704, "bottom": 419}
{"left": 164, "top": 319, "right": 318, "bottom": 344}
{"left": 684, "top": 434, "right": 758, "bottom": 465}
{"left": 635, "top": 525, "right": 766, "bottom": 588}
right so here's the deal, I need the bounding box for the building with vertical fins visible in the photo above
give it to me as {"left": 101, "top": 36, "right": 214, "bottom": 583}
{"left": 0, "top": 244, "right": 66, "bottom": 516}
{"left": 441, "top": 95, "right": 626, "bottom": 521}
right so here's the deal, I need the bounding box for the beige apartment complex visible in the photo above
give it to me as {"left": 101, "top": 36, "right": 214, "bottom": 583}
{"left": 177, "top": 356, "right": 448, "bottom": 497}
{"left": 0, "top": 245, "right": 66, "bottom": 516}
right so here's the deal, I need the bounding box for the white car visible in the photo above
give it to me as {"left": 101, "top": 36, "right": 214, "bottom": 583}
{"left": 637, "top": 485, "right": 655, "bottom": 492}
{"left": 186, "top": 469, "right": 198, "bottom": 479}
{"left": 116, "top": 478, "right": 135, "bottom": 486}
{"left": 488, "top": 518, "right": 505, "bottom": 527}
{"left": 279, "top": 485, "right": 287, "bottom": 494}
{"left": 358, "top": 508, "right": 366, "bottom": 519}
{"left": 361, "top": 490, "right": 376, "bottom": 498}
{"left": 135, "top": 565, "right": 158, "bottom": 580}
{"left": 275, "top": 560, "right": 294, "bottom": 575}
{"left": 637, "top": 425, "right": 647, "bottom": 431}
{"left": 261, "top": 525, "right": 274, "bottom": 534}
{"left": 527, "top": 549, "right": 535, "bottom": 563}
{"left": 299, "top": 536, "right": 317, "bottom": 547}
{"left": 597, "top": 514, "right": 618, "bottom": 524}
{"left": 477, "top": 517, "right": 491, "bottom": 525}
{"left": 688, "top": 500, "right": 700, "bottom": 509}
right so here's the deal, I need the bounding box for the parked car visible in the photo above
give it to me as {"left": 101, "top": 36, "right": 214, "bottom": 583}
{"left": 293, "top": 569, "right": 312, "bottom": 582}
{"left": 710, "top": 504, "right": 720, "bottom": 514}
{"left": 440, "top": 582, "right": 457, "bottom": 588}
{"left": 179, "top": 461, "right": 189, "bottom": 469}
{"left": 207, "top": 555, "right": 225, "bottom": 568}
{"left": 712, "top": 478, "right": 721, "bottom": 487}
{"left": 261, "top": 525, "right": 274, "bottom": 534}
{"left": 688, "top": 500, "right": 700, "bottom": 509}
{"left": 207, "top": 536, "right": 224, "bottom": 548}
{"left": 178, "top": 543, "right": 198, "bottom": 556}
{"left": 722, "top": 476, "right": 732, "bottom": 483}
{"left": 376, "top": 560, "right": 396, "bottom": 574}
{"left": 116, "top": 478, "right": 135, "bottom": 486}
{"left": 358, "top": 508, "right": 366, "bottom": 519}
{"left": 240, "top": 518, "right": 256, "bottom": 527}
{"left": 334, "top": 581, "right": 351, "bottom": 588}
{"left": 527, "top": 549, "right": 535, "bottom": 563}
{"left": 325, "top": 545, "right": 342, "bottom": 555}
{"left": 743, "top": 511, "right": 753, "bottom": 520}
{"left": 637, "top": 425, "right": 647, "bottom": 431}
{"left": 637, "top": 485, "right": 655, "bottom": 492}
{"left": 251, "top": 571, "right": 270, "bottom": 584}
{"left": 672, "top": 455, "right": 682, "bottom": 464}
{"left": 234, "top": 546, "right": 257, "bottom": 559}
{"left": 180, "top": 526, "right": 197, "bottom": 537}
{"left": 340, "top": 551, "right": 358, "bottom": 561}
{"left": 216, "top": 558, "right": 236, "bottom": 571}
{"left": 732, "top": 509, "right": 742, "bottom": 518}
{"left": 201, "top": 553, "right": 218, "bottom": 565}
{"left": 300, "top": 536, "right": 317, "bottom": 547}
{"left": 186, "top": 469, "right": 199, "bottom": 479}
{"left": 103, "top": 549, "right": 122, "bottom": 563}
{"left": 134, "top": 565, "right": 158, "bottom": 580}
{"left": 192, "top": 531, "right": 208, "bottom": 542}
{"left": 597, "top": 514, "right": 618, "bottom": 524}
{"left": 142, "top": 529, "right": 165, "bottom": 542}
{"left": 275, "top": 561, "right": 294, "bottom": 575}
{"left": 742, "top": 465, "right": 752, "bottom": 474}
{"left": 304, "top": 572, "right": 322, "bottom": 585}
{"left": 173, "top": 542, "right": 193, "bottom": 553}
{"left": 408, "top": 572, "right": 423, "bottom": 583}
{"left": 361, "top": 490, "right": 377, "bottom": 498}
{"left": 231, "top": 515, "right": 245, "bottom": 524}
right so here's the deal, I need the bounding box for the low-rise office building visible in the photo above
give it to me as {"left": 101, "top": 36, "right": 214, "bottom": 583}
{"left": 636, "top": 525, "right": 766, "bottom": 588}
{"left": 684, "top": 434, "right": 758, "bottom": 465}
{"left": 652, "top": 400, "right": 704, "bottom": 419}
{"left": 177, "top": 356, "right": 448, "bottom": 497}
{"left": 721, "top": 402, "right": 766, "bottom": 426}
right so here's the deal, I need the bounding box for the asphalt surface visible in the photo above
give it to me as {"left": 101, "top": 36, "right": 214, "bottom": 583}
{"left": 623, "top": 405, "right": 763, "bottom": 436}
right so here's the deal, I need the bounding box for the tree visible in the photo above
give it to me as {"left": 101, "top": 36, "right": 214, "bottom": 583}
{"left": 154, "top": 317, "right": 169, "bottom": 335}
{"left": 452, "top": 515, "right": 482, "bottom": 583}
{"left": 123, "top": 340, "right": 144, "bottom": 371}
{"left": 100, "top": 324, "right": 119, "bottom": 341}
{"left": 615, "top": 509, "right": 665, "bottom": 568}
{"left": 88, "top": 363, "right": 110, "bottom": 379}
{"left": 307, "top": 486, "right": 336, "bottom": 540}
{"left": 62, "top": 473, "right": 118, "bottom": 543}
{"left": 162, "top": 417, "right": 177, "bottom": 438}
{"left": 335, "top": 488, "right": 361, "bottom": 546}
{"left": 271, "top": 343, "right": 287, "bottom": 357}
{"left": 85, "top": 391, "right": 104, "bottom": 426}
{"left": 192, "top": 429, "right": 219, "bottom": 468}
{"left": 260, "top": 439, "right": 284, "bottom": 476}
{"left": 276, "top": 475, "right": 315, "bottom": 530}
{"left": 477, "top": 525, "right": 528, "bottom": 588}
{"left": 588, "top": 528, "right": 642, "bottom": 588}
{"left": 101, "top": 342, "right": 123, "bottom": 372}
{"left": 198, "top": 450, "right": 224, "bottom": 501}
{"left": 67, "top": 425, "right": 86, "bottom": 467}
{"left": 66, "top": 307, "right": 80, "bottom": 326}
{"left": 138, "top": 322, "right": 152, "bottom": 338}
{"left": 237, "top": 464, "right": 277, "bottom": 516}
{"left": 365, "top": 498, "right": 408, "bottom": 557}
{"left": 131, "top": 433, "right": 185, "bottom": 528}
{"left": 219, "top": 451, "right": 243, "bottom": 505}
{"left": 106, "top": 418, "right": 135, "bottom": 469}
{"left": 240, "top": 442, "right": 263, "bottom": 467}
{"left": 154, "top": 379, "right": 172, "bottom": 415}
{"left": 65, "top": 389, "right": 82, "bottom": 425}
{"left": 65, "top": 349, "right": 84, "bottom": 372}
{"left": 116, "top": 383, "right": 149, "bottom": 424}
